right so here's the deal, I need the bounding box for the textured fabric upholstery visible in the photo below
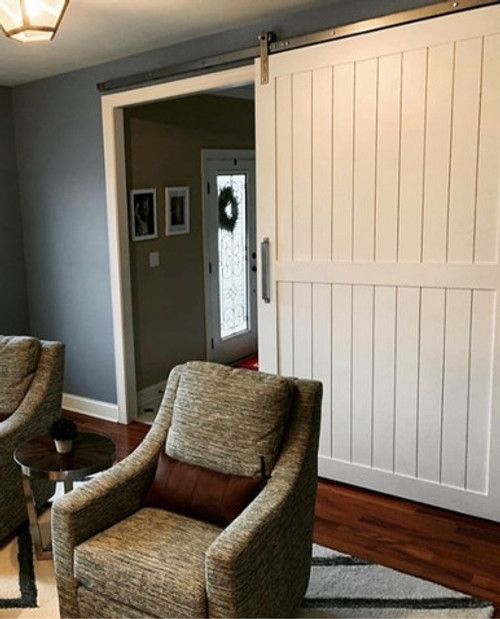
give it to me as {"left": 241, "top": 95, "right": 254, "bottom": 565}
{"left": 52, "top": 361, "right": 322, "bottom": 619}
{"left": 0, "top": 337, "right": 65, "bottom": 543}
{"left": 75, "top": 508, "right": 222, "bottom": 618}
{"left": 0, "top": 335, "right": 41, "bottom": 413}
{"left": 167, "top": 360, "right": 292, "bottom": 476}
{"left": 77, "top": 589, "right": 156, "bottom": 619}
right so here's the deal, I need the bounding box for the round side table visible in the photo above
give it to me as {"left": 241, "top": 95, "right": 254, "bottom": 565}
{"left": 14, "top": 432, "right": 116, "bottom": 559}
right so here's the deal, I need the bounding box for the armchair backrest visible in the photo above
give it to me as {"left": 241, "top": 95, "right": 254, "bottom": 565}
{"left": 0, "top": 336, "right": 64, "bottom": 542}
{"left": 163, "top": 361, "right": 319, "bottom": 479}
{"left": 0, "top": 335, "right": 41, "bottom": 414}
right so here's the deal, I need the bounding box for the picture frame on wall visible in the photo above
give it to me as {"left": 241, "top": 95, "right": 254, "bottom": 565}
{"left": 165, "top": 186, "right": 190, "bottom": 236}
{"left": 130, "top": 189, "right": 157, "bottom": 241}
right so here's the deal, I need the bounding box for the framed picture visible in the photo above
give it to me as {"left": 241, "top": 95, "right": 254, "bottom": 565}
{"left": 165, "top": 186, "right": 190, "bottom": 236}
{"left": 129, "top": 189, "right": 157, "bottom": 241}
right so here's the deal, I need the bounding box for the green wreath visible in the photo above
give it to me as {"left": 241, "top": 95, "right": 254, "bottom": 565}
{"left": 218, "top": 186, "right": 239, "bottom": 233}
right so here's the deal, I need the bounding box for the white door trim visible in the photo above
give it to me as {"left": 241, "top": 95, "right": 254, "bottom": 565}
{"left": 101, "top": 65, "right": 255, "bottom": 422}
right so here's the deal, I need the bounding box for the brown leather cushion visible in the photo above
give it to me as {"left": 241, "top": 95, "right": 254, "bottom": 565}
{"left": 144, "top": 452, "right": 266, "bottom": 527}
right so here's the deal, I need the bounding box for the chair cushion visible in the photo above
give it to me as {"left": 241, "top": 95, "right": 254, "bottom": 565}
{"left": 166, "top": 361, "right": 292, "bottom": 476}
{"left": 144, "top": 452, "right": 266, "bottom": 526}
{"left": 74, "top": 507, "right": 222, "bottom": 618}
{"left": 77, "top": 587, "right": 154, "bottom": 618}
{"left": 0, "top": 336, "right": 40, "bottom": 414}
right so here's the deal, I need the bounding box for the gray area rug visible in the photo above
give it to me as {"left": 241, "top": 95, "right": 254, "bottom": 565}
{"left": 302, "top": 544, "right": 495, "bottom": 618}
{"left": 1, "top": 528, "right": 494, "bottom": 618}
{"left": 0, "top": 522, "right": 37, "bottom": 609}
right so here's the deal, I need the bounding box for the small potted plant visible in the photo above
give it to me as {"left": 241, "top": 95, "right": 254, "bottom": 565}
{"left": 49, "top": 418, "right": 77, "bottom": 454}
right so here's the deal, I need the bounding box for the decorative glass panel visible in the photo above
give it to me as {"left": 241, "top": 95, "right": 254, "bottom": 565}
{"left": 217, "top": 173, "right": 248, "bottom": 339}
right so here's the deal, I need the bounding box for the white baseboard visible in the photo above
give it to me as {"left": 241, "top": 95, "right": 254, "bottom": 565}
{"left": 62, "top": 393, "right": 119, "bottom": 422}
{"left": 137, "top": 380, "right": 166, "bottom": 407}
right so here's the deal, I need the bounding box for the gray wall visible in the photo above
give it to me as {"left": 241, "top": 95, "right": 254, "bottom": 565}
{"left": 11, "top": 0, "right": 435, "bottom": 404}
{"left": 0, "top": 87, "right": 29, "bottom": 335}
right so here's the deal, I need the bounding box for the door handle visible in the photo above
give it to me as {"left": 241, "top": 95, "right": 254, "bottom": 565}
{"left": 261, "top": 238, "right": 270, "bottom": 303}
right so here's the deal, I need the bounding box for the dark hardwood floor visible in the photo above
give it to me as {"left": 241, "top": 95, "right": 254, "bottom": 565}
{"left": 64, "top": 410, "right": 500, "bottom": 616}
{"left": 64, "top": 410, "right": 147, "bottom": 462}
{"left": 315, "top": 481, "right": 500, "bottom": 616}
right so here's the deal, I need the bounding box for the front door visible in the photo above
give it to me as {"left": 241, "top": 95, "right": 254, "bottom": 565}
{"left": 203, "top": 149, "right": 257, "bottom": 364}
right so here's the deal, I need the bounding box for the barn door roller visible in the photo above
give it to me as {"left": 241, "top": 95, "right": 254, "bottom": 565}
{"left": 258, "top": 31, "right": 273, "bottom": 85}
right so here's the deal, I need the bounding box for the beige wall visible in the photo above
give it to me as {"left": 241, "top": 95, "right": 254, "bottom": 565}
{"left": 125, "top": 94, "right": 255, "bottom": 391}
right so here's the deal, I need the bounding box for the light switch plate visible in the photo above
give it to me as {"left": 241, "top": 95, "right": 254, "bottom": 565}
{"left": 149, "top": 252, "right": 160, "bottom": 268}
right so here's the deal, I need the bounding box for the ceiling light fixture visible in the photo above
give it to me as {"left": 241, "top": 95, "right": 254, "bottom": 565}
{"left": 0, "top": 0, "right": 70, "bottom": 42}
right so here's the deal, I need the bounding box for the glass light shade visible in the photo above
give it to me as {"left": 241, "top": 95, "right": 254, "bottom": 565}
{"left": 0, "top": 0, "right": 69, "bottom": 42}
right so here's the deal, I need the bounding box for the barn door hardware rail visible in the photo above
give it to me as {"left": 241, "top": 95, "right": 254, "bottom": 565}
{"left": 267, "top": 0, "right": 500, "bottom": 56}
{"left": 97, "top": 0, "right": 500, "bottom": 92}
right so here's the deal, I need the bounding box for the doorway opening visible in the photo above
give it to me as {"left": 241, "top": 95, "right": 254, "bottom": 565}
{"left": 101, "top": 65, "right": 256, "bottom": 423}
{"left": 119, "top": 85, "right": 256, "bottom": 423}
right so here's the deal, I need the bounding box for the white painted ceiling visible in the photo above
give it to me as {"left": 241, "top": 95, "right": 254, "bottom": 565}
{"left": 0, "top": 0, "right": 332, "bottom": 86}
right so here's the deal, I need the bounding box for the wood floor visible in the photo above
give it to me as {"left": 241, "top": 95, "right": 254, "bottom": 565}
{"left": 64, "top": 410, "right": 500, "bottom": 616}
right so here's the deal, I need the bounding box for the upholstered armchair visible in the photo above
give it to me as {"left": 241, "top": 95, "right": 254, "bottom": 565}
{"left": 0, "top": 335, "right": 65, "bottom": 543}
{"left": 52, "top": 361, "right": 322, "bottom": 618}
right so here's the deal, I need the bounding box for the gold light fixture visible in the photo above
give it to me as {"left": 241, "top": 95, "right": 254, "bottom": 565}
{"left": 0, "top": 0, "right": 70, "bottom": 42}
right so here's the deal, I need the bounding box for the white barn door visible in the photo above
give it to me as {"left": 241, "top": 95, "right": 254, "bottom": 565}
{"left": 256, "top": 5, "right": 500, "bottom": 521}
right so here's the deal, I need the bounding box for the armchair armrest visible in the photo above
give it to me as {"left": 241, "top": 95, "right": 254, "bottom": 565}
{"left": 0, "top": 341, "right": 64, "bottom": 449}
{"left": 52, "top": 418, "right": 163, "bottom": 549}
{"left": 52, "top": 429, "right": 163, "bottom": 619}
{"left": 52, "top": 365, "right": 182, "bottom": 619}
{"left": 206, "top": 378, "right": 322, "bottom": 618}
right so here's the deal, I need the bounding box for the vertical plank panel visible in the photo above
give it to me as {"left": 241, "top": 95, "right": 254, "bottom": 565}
{"left": 332, "top": 63, "right": 354, "bottom": 262}
{"left": 399, "top": 49, "right": 426, "bottom": 263}
{"left": 441, "top": 289, "right": 471, "bottom": 489}
{"left": 276, "top": 75, "right": 293, "bottom": 262}
{"left": 332, "top": 284, "right": 352, "bottom": 462}
{"left": 418, "top": 288, "right": 445, "bottom": 482}
{"left": 292, "top": 72, "right": 312, "bottom": 261}
{"left": 475, "top": 34, "right": 500, "bottom": 264}
{"left": 353, "top": 59, "right": 377, "bottom": 262}
{"left": 467, "top": 290, "right": 495, "bottom": 493}
{"left": 376, "top": 54, "right": 401, "bottom": 263}
{"left": 266, "top": 5, "right": 500, "bottom": 521}
{"left": 394, "top": 287, "right": 420, "bottom": 476}
{"left": 277, "top": 282, "right": 294, "bottom": 377}
{"left": 373, "top": 286, "right": 396, "bottom": 472}
{"left": 448, "top": 38, "right": 482, "bottom": 263}
{"left": 313, "top": 283, "right": 332, "bottom": 458}
{"left": 312, "top": 67, "right": 333, "bottom": 261}
{"left": 422, "top": 43, "right": 453, "bottom": 263}
{"left": 293, "top": 282, "right": 312, "bottom": 379}
{"left": 352, "top": 285, "right": 374, "bottom": 466}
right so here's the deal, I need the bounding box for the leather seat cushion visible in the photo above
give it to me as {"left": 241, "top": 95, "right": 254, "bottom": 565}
{"left": 74, "top": 507, "right": 223, "bottom": 618}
